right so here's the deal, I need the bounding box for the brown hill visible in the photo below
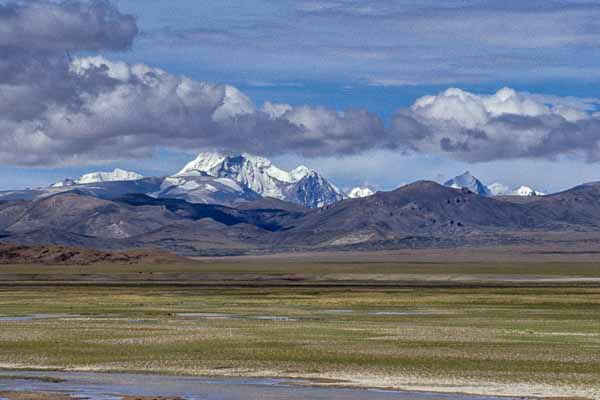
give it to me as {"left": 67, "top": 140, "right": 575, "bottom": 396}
{"left": 0, "top": 243, "right": 183, "bottom": 265}
{"left": 3, "top": 181, "right": 600, "bottom": 254}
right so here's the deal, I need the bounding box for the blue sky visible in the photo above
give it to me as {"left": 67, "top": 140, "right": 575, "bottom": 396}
{"left": 2, "top": 0, "right": 600, "bottom": 193}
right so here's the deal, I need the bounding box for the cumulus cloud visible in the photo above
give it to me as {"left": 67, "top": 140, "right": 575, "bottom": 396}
{"left": 0, "top": 0, "right": 137, "bottom": 51}
{"left": 390, "top": 87, "right": 600, "bottom": 162}
{"left": 0, "top": 0, "right": 138, "bottom": 165}
{"left": 2, "top": 0, "right": 600, "bottom": 167}
{"left": 0, "top": 0, "right": 389, "bottom": 166}
{"left": 0, "top": 54, "right": 387, "bottom": 164}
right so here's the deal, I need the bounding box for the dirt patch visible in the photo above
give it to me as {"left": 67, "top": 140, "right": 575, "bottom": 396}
{"left": 0, "top": 243, "right": 183, "bottom": 265}
{"left": 0, "top": 393, "right": 186, "bottom": 400}
{"left": 0, "top": 392, "right": 75, "bottom": 400}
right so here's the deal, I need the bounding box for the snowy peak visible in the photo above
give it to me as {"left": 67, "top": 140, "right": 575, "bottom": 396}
{"left": 444, "top": 171, "right": 491, "bottom": 196}
{"left": 176, "top": 152, "right": 228, "bottom": 176}
{"left": 289, "top": 170, "right": 345, "bottom": 208}
{"left": 489, "top": 183, "right": 543, "bottom": 196}
{"left": 347, "top": 187, "right": 375, "bottom": 198}
{"left": 170, "top": 152, "right": 344, "bottom": 208}
{"left": 76, "top": 168, "right": 144, "bottom": 184}
{"left": 51, "top": 168, "right": 144, "bottom": 187}
{"left": 290, "top": 165, "right": 314, "bottom": 181}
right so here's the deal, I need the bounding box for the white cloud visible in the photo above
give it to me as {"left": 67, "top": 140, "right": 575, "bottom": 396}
{"left": 488, "top": 182, "right": 511, "bottom": 196}
{"left": 393, "top": 87, "right": 600, "bottom": 162}
{"left": 261, "top": 102, "right": 292, "bottom": 119}
{"left": 411, "top": 87, "right": 583, "bottom": 125}
{"left": 212, "top": 85, "right": 255, "bottom": 122}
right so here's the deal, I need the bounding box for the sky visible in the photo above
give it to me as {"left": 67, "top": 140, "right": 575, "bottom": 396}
{"left": 1, "top": 0, "right": 600, "bottom": 193}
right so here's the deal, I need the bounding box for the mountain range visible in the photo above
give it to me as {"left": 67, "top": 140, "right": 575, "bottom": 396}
{"left": 1, "top": 154, "right": 542, "bottom": 208}
{"left": 1, "top": 176, "right": 600, "bottom": 255}
{"left": 4, "top": 153, "right": 345, "bottom": 209}
{"left": 0, "top": 151, "right": 594, "bottom": 256}
{"left": 8, "top": 155, "right": 540, "bottom": 210}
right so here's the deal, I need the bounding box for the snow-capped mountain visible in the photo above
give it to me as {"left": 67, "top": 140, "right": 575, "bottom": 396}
{"left": 52, "top": 168, "right": 143, "bottom": 187}
{"left": 42, "top": 155, "right": 344, "bottom": 208}
{"left": 444, "top": 171, "right": 491, "bottom": 196}
{"left": 176, "top": 152, "right": 302, "bottom": 198}
{"left": 489, "top": 183, "right": 543, "bottom": 196}
{"left": 286, "top": 169, "right": 345, "bottom": 208}
{"left": 77, "top": 168, "right": 144, "bottom": 184}
{"left": 170, "top": 152, "right": 345, "bottom": 208}
{"left": 347, "top": 187, "right": 375, "bottom": 198}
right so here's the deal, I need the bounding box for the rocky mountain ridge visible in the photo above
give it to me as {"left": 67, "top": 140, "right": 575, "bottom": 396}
{"left": 2, "top": 180, "right": 600, "bottom": 255}
{"left": 45, "top": 152, "right": 344, "bottom": 209}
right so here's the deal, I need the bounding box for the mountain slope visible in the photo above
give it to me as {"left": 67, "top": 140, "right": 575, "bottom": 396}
{"left": 5, "top": 191, "right": 177, "bottom": 240}
{"left": 521, "top": 182, "right": 600, "bottom": 227}
{"left": 0, "top": 191, "right": 304, "bottom": 254}
{"left": 4, "top": 180, "right": 600, "bottom": 255}
{"left": 270, "top": 181, "right": 542, "bottom": 247}
{"left": 157, "top": 175, "right": 261, "bottom": 206}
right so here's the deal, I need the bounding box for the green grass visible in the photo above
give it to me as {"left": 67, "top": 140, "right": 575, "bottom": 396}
{"left": 0, "top": 282, "right": 599, "bottom": 389}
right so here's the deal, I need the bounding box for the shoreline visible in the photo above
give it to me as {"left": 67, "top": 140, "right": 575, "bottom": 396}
{"left": 1, "top": 365, "right": 597, "bottom": 400}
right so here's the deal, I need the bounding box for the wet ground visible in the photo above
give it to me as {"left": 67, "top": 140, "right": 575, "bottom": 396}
{"left": 0, "top": 371, "right": 525, "bottom": 400}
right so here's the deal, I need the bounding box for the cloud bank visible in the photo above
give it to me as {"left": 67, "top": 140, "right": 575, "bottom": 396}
{"left": 1, "top": 0, "right": 600, "bottom": 166}
{"left": 0, "top": 0, "right": 387, "bottom": 165}
{"left": 393, "top": 87, "right": 600, "bottom": 162}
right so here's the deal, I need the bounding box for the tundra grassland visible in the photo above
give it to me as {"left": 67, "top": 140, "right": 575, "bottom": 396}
{"left": 0, "top": 260, "right": 599, "bottom": 398}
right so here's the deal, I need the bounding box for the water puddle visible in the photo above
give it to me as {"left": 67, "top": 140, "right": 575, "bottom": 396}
{"left": 254, "top": 315, "right": 295, "bottom": 321}
{"left": 0, "top": 314, "right": 79, "bottom": 322}
{"left": 0, "top": 371, "right": 525, "bottom": 400}
{"left": 176, "top": 313, "right": 295, "bottom": 321}
{"left": 176, "top": 313, "right": 234, "bottom": 319}
{"left": 369, "top": 311, "right": 432, "bottom": 316}
{"left": 126, "top": 319, "right": 159, "bottom": 324}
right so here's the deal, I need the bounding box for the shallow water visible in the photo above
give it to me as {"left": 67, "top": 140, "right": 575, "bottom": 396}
{"left": 176, "top": 313, "right": 295, "bottom": 321}
{"left": 0, "top": 314, "right": 78, "bottom": 322}
{"left": 176, "top": 312, "right": 236, "bottom": 319}
{"left": 369, "top": 311, "right": 431, "bottom": 316}
{"left": 0, "top": 371, "right": 523, "bottom": 400}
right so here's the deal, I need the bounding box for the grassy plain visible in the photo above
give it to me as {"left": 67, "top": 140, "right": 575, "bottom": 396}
{"left": 0, "top": 259, "right": 599, "bottom": 398}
